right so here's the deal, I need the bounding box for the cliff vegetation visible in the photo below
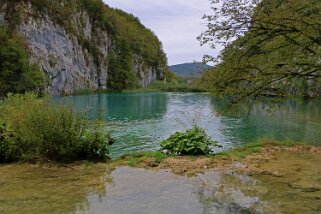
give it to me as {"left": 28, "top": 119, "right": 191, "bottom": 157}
{"left": 0, "top": 0, "right": 167, "bottom": 95}
{"left": 0, "top": 26, "right": 45, "bottom": 97}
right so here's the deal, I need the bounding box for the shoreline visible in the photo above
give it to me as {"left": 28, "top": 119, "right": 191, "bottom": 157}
{"left": 1, "top": 142, "right": 320, "bottom": 174}
{"left": 111, "top": 142, "right": 321, "bottom": 175}
{"left": 1, "top": 143, "right": 320, "bottom": 213}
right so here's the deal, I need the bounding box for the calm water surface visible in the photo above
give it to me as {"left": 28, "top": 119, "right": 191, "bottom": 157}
{"left": 55, "top": 92, "right": 321, "bottom": 158}
{"left": 2, "top": 152, "right": 320, "bottom": 214}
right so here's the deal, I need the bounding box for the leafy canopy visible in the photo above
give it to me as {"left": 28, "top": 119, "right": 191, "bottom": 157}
{"left": 199, "top": 0, "right": 321, "bottom": 99}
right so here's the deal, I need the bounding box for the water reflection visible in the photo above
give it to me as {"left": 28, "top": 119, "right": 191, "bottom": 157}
{"left": 1, "top": 165, "right": 270, "bottom": 214}
{"left": 195, "top": 172, "right": 267, "bottom": 214}
{"left": 211, "top": 98, "right": 321, "bottom": 144}
{"left": 81, "top": 167, "right": 277, "bottom": 214}
{"left": 83, "top": 154, "right": 321, "bottom": 214}
{"left": 56, "top": 93, "right": 168, "bottom": 120}
{"left": 1, "top": 151, "right": 320, "bottom": 214}
{"left": 107, "top": 93, "right": 232, "bottom": 157}
{"left": 54, "top": 93, "right": 321, "bottom": 158}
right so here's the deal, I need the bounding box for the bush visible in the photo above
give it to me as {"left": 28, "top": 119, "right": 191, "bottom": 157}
{"left": 0, "top": 26, "right": 46, "bottom": 97}
{"left": 0, "top": 93, "right": 113, "bottom": 163}
{"left": 160, "top": 126, "right": 218, "bottom": 155}
{"left": 0, "top": 123, "right": 20, "bottom": 162}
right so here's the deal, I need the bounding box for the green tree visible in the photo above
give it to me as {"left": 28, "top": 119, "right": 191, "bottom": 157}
{"left": 108, "top": 38, "right": 138, "bottom": 90}
{"left": 0, "top": 27, "right": 45, "bottom": 97}
{"left": 199, "top": 0, "right": 321, "bottom": 99}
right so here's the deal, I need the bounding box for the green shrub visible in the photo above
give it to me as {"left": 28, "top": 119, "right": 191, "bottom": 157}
{"left": 0, "top": 26, "right": 46, "bottom": 97}
{"left": 0, "top": 122, "right": 20, "bottom": 162}
{"left": 160, "top": 126, "right": 218, "bottom": 155}
{"left": 107, "top": 38, "right": 138, "bottom": 90}
{"left": 0, "top": 93, "right": 113, "bottom": 163}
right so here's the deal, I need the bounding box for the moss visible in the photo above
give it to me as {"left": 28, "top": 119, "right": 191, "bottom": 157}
{"left": 4, "top": 2, "right": 24, "bottom": 30}
{"left": 115, "top": 151, "right": 170, "bottom": 168}
{"left": 113, "top": 139, "right": 312, "bottom": 169}
{"left": 216, "top": 139, "right": 306, "bottom": 159}
{"left": 0, "top": 163, "right": 109, "bottom": 214}
{"left": 107, "top": 140, "right": 321, "bottom": 177}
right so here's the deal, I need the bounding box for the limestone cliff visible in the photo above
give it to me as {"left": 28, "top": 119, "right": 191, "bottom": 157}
{"left": 0, "top": 0, "right": 166, "bottom": 95}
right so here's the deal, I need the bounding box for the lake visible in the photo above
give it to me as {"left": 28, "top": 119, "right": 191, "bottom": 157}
{"left": 55, "top": 92, "right": 321, "bottom": 158}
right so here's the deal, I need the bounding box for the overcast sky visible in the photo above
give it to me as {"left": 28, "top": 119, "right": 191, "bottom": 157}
{"left": 104, "top": 0, "right": 219, "bottom": 65}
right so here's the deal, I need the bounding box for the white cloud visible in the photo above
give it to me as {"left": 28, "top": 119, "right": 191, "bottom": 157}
{"left": 103, "top": 0, "right": 219, "bottom": 65}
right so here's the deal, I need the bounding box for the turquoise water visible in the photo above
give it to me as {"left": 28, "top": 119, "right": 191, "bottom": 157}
{"left": 55, "top": 93, "right": 321, "bottom": 158}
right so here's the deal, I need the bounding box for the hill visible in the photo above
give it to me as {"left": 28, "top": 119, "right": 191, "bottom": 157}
{"left": 0, "top": 0, "right": 167, "bottom": 95}
{"left": 169, "top": 63, "right": 212, "bottom": 78}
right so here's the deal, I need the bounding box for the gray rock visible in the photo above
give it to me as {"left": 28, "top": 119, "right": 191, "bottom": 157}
{"left": 0, "top": 1, "right": 163, "bottom": 95}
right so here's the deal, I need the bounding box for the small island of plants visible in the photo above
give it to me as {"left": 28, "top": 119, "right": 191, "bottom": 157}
{"left": 160, "top": 126, "right": 218, "bottom": 155}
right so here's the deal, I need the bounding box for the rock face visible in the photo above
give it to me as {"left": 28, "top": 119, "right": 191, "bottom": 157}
{"left": 0, "top": 1, "right": 165, "bottom": 95}
{"left": 18, "top": 9, "right": 109, "bottom": 95}
{"left": 133, "top": 55, "right": 162, "bottom": 87}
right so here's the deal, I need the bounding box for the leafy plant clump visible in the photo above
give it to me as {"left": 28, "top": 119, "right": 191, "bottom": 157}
{"left": 0, "top": 93, "right": 114, "bottom": 163}
{"left": 160, "top": 126, "right": 218, "bottom": 155}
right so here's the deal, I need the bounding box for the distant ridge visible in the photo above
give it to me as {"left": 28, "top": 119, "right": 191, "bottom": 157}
{"left": 169, "top": 62, "right": 212, "bottom": 78}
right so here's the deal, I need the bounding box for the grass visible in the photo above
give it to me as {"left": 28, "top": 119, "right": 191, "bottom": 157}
{"left": 116, "top": 151, "right": 169, "bottom": 167}
{"left": 68, "top": 81, "right": 205, "bottom": 96}
{"left": 66, "top": 79, "right": 206, "bottom": 96}
{"left": 73, "top": 88, "right": 112, "bottom": 96}
{"left": 123, "top": 81, "right": 205, "bottom": 93}
{"left": 216, "top": 138, "right": 305, "bottom": 159}
{"left": 106, "top": 138, "right": 319, "bottom": 177}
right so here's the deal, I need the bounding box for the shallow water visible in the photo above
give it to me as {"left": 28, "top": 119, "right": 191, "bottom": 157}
{"left": 83, "top": 154, "right": 321, "bottom": 214}
{"left": 1, "top": 151, "right": 320, "bottom": 214}
{"left": 0, "top": 164, "right": 108, "bottom": 214}
{"left": 252, "top": 152, "right": 321, "bottom": 214}
{"left": 82, "top": 167, "right": 267, "bottom": 214}
{"left": 54, "top": 93, "right": 321, "bottom": 158}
